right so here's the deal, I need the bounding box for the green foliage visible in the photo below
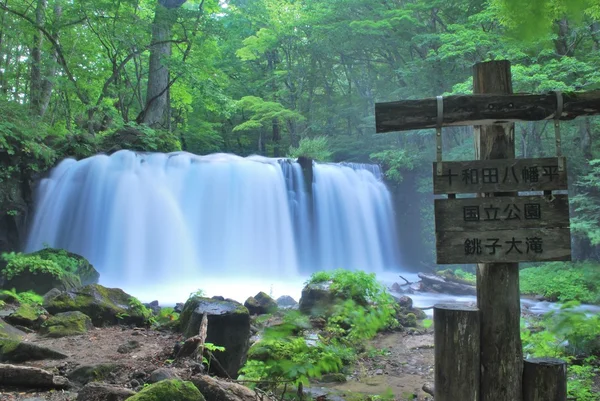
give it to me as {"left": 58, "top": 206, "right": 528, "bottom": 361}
{"left": 369, "top": 149, "right": 415, "bottom": 184}
{"left": 189, "top": 289, "right": 205, "bottom": 298}
{"left": 1, "top": 252, "right": 67, "bottom": 281}
{"left": 0, "top": 289, "right": 44, "bottom": 306}
{"left": 521, "top": 304, "right": 600, "bottom": 400}
{"left": 128, "top": 297, "right": 156, "bottom": 325}
{"left": 99, "top": 124, "right": 182, "bottom": 153}
{"left": 519, "top": 262, "right": 600, "bottom": 304}
{"left": 242, "top": 271, "right": 399, "bottom": 390}
{"left": 156, "top": 307, "right": 180, "bottom": 324}
{"left": 288, "top": 136, "right": 332, "bottom": 162}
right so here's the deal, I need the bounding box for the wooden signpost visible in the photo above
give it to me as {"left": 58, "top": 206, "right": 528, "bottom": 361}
{"left": 372, "top": 59, "right": 600, "bottom": 401}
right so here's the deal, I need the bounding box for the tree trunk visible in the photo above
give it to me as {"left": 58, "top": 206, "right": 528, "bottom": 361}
{"left": 140, "top": 0, "right": 186, "bottom": 127}
{"left": 473, "top": 60, "right": 523, "bottom": 401}
{"left": 272, "top": 118, "right": 281, "bottom": 157}
{"left": 580, "top": 118, "right": 592, "bottom": 160}
{"left": 522, "top": 358, "right": 567, "bottom": 401}
{"left": 29, "top": 0, "right": 47, "bottom": 116}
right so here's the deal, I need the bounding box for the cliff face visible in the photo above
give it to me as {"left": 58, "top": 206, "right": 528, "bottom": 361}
{"left": 0, "top": 167, "right": 34, "bottom": 259}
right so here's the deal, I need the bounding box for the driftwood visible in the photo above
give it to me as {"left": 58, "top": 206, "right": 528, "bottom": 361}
{"left": 417, "top": 272, "right": 476, "bottom": 296}
{"left": 375, "top": 90, "right": 600, "bottom": 133}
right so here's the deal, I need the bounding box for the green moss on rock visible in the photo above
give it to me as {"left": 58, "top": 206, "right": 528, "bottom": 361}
{"left": 126, "top": 379, "right": 204, "bottom": 401}
{"left": 40, "top": 311, "right": 93, "bottom": 337}
{"left": 44, "top": 284, "right": 147, "bottom": 327}
{"left": 5, "top": 304, "right": 44, "bottom": 328}
{"left": 0, "top": 318, "right": 25, "bottom": 340}
{"left": 0, "top": 338, "right": 68, "bottom": 362}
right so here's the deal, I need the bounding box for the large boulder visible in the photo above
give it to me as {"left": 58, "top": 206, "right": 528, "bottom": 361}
{"left": 1, "top": 249, "right": 99, "bottom": 294}
{"left": 125, "top": 379, "right": 204, "bottom": 401}
{"left": 40, "top": 311, "right": 93, "bottom": 337}
{"left": 0, "top": 339, "right": 68, "bottom": 362}
{"left": 180, "top": 296, "right": 250, "bottom": 378}
{"left": 76, "top": 382, "right": 135, "bottom": 401}
{"left": 44, "top": 284, "right": 148, "bottom": 327}
{"left": 191, "top": 375, "right": 257, "bottom": 401}
{"left": 244, "top": 292, "right": 277, "bottom": 315}
{"left": 276, "top": 295, "right": 298, "bottom": 308}
{"left": 298, "top": 281, "right": 338, "bottom": 316}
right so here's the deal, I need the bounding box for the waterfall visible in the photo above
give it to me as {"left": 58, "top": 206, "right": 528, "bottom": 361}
{"left": 25, "top": 150, "right": 401, "bottom": 287}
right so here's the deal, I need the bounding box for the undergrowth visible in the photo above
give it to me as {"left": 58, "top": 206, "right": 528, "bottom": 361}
{"left": 521, "top": 302, "right": 600, "bottom": 400}
{"left": 240, "top": 270, "right": 398, "bottom": 392}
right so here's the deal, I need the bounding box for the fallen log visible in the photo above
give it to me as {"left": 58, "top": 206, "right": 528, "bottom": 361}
{"left": 0, "top": 363, "right": 70, "bottom": 389}
{"left": 417, "top": 272, "right": 477, "bottom": 296}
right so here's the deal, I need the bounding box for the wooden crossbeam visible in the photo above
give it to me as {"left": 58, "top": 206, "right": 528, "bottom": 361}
{"left": 375, "top": 90, "right": 600, "bottom": 133}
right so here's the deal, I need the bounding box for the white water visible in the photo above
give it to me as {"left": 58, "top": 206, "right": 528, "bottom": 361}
{"left": 25, "top": 150, "right": 401, "bottom": 299}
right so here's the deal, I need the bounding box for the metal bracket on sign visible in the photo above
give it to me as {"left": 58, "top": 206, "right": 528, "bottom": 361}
{"left": 554, "top": 90, "right": 565, "bottom": 172}
{"left": 436, "top": 95, "right": 444, "bottom": 176}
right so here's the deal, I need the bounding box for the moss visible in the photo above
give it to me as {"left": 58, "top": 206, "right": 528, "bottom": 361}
{"left": 126, "top": 379, "right": 205, "bottom": 401}
{"left": 0, "top": 318, "right": 24, "bottom": 340}
{"left": 41, "top": 311, "right": 93, "bottom": 337}
{"left": 5, "top": 304, "right": 44, "bottom": 328}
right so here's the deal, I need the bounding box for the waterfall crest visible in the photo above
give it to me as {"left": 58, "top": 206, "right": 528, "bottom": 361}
{"left": 25, "top": 150, "right": 400, "bottom": 285}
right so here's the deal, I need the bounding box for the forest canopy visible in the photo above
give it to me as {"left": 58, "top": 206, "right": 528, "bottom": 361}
{"left": 0, "top": 0, "right": 599, "bottom": 263}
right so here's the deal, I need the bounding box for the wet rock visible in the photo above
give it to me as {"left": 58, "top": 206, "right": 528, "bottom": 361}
{"left": 299, "top": 281, "right": 338, "bottom": 316}
{"left": 148, "top": 367, "right": 179, "bottom": 383}
{"left": 395, "top": 296, "right": 413, "bottom": 309}
{"left": 117, "top": 340, "right": 141, "bottom": 354}
{"left": 244, "top": 292, "right": 277, "bottom": 315}
{"left": 0, "top": 318, "right": 26, "bottom": 340}
{"left": 174, "top": 303, "right": 185, "bottom": 313}
{"left": 0, "top": 363, "right": 70, "bottom": 389}
{"left": 40, "top": 311, "right": 93, "bottom": 337}
{"left": 191, "top": 374, "right": 256, "bottom": 401}
{"left": 76, "top": 382, "right": 135, "bottom": 401}
{"left": 398, "top": 312, "right": 418, "bottom": 328}
{"left": 44, "top": 284, "right": 148, "bottom": 327}
{"left": 276, "top": 295, "right": 297, "bottom": 308}
{"left": 0, "top": 339, "right": 68, "bottom": 362}
{"left": 391, "top": 282, "right": 402, "bottom": 292}
{"left": 126, "top": 379, "right": 204, "bottom": 401}
{"left": 1, "top": 248, "right": 99, "bottom": 294}
{"left": 68, "top": 363, "right": 123, "bottom": 385}
{"left": 179, "top": 296, "right": 250, "bottom": 378}
{"left": 0, "top": 291, "right": 19, "bottom": 304}
{"left": 43, "top": 288, "right": 62, "bottom": 305}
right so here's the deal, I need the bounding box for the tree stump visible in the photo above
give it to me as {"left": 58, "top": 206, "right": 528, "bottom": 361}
{"left": 523, "top": 358, "right": 567, "bottom": 401}
{"left": 433, "top": 303, "right": 480, "bottom": 401}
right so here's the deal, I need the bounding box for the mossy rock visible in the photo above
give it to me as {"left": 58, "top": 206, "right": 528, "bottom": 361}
{"left": 298, "top": 281, "right": 339, "bottom": 316}
{"left": 68, "top": 363, "right": 123, "bottom": 385}
{"left": 180, "top": 296, "right": 250, "bottom": 378}
{"left": 5, "top": 304, "right": 46, "bottom": 329}
{"left": 0, "top": 318, "right": 26, "bottom": 340}
{"left": 33, "top": 248, "right": 100, "bottom": 286}
{"left": 40, "top": 311, "right": 93, "bottom": 337}
{"left": 398, "top": 312, "right": 417, "bottom": 328}
{"left": 126, "top": 379, "right": 204, "bottom": 401}
{"left": 44, "top": 284, "right": 147, "bottom": 327}
{"left": 244, "top": 292, "right": 277, "bottom": 315}
{"left": 0, "top": 338, "right": 68, "bottom": 362}
{"left": 2, "top": 248, "right": 99, "bottom": 294}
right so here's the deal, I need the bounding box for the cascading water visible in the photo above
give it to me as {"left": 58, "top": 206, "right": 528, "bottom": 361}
{"left": 24, "top": 150, "right": 400, "bottom": 300}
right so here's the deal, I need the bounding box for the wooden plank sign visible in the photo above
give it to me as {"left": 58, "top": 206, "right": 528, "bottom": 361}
{"left": 435, "top": 194, "right": 571, "bottom": 264}
{"left": 435, "top": 228, "right": 571, "bottom": 264}
{"left": 433, "top": 157, "right": 567, "bottom": 194}
{"left": 435, "top": 195, "right": 570, "bottom": 232}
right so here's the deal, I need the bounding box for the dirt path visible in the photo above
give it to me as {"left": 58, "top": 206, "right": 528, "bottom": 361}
{"left": 316, "top": 330, "right": 434, "bottom": 401}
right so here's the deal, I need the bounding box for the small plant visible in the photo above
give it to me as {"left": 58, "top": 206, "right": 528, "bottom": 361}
{"left": 128, "top": 297, "right": 156, "bottom": 325}
{"left": 189, "top": 289, "right": 205, "bottom": 298}
{"left": 0, "top": 289, "right": 44, "bottom": 306}
{"left": 156, "top": 307, "right": 179, "bottom": 324}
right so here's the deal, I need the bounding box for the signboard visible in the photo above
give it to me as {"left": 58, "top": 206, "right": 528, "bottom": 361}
{"left": 436, "top": 228, "right": 571, "bottom": 264}
{"left": 434, "top": 194, "right": 571, "bottom": 264}
{"left": 434, "top": 195, "right": 570, "bottom": 232}
{"left": 433, "top": 157, "right": 567, "bottom": 195}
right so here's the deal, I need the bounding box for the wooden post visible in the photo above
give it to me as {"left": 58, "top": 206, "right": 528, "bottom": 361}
{"left": 522, "top": 358, "right": 567, "bottom": 401}
{"left": 434, "top": 303, "right": 480, "bottom": 401}
{"left": 473, "top": 60, "right": 523, "bottom": 401}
